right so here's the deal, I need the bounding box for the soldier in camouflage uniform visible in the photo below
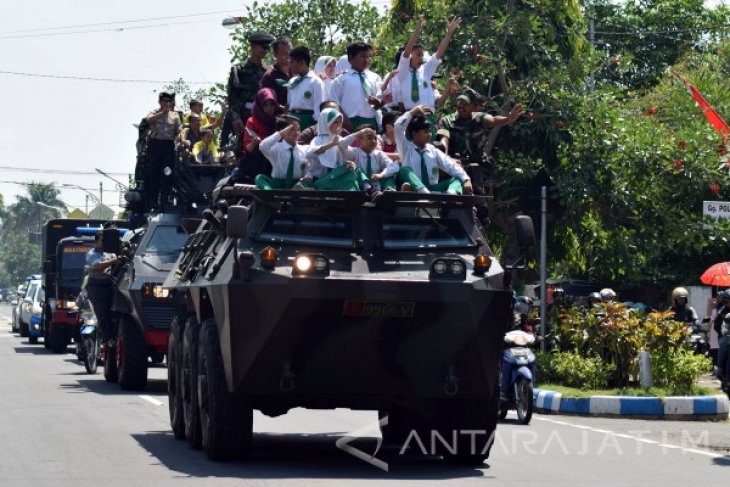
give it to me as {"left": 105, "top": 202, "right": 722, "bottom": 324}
{"left": 437, "top": 88, "right": 522, "bottom": 193}
{"left": 224, "top": 31, "right": 275, "bottom": 146}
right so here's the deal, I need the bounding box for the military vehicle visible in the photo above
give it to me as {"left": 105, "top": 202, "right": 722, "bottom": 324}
{"left": 164, "top": 185, "right": 534, "bottom": 464}
{"left": 42, "top": 219, "right": 125, "bottom": 352}
{"left": 105, "top": 162, "right": 226, "bottom": 390}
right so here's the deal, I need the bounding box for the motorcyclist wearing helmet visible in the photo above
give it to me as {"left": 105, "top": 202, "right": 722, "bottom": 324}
{"left": 599, "top": 288, "right": 617, "bottom": 303}
{"left": 669, "top": 287, "right": 699, "bottom": 328}
{"left": 514, "top": 296, "right": 535, "bottom": 334}
{"left": 586, "top": 291, "right": 601, "bottom": 309}
{"left": 714, "top": 290, "right": 730, "bottom": 379}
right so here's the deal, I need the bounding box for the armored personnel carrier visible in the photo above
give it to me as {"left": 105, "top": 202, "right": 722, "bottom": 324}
{"left": 164, "top": 185, "right": 534, "bottom": 464}
{"left": 105, "top": 162, "right": 226, "bottom": 390}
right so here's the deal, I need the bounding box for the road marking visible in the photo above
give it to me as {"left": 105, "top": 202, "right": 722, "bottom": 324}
{"left": 534, "top": 416, "right": 723, "bottom": 458}
{"left": 139, "top": 395, "right": 165, "bottom": 407}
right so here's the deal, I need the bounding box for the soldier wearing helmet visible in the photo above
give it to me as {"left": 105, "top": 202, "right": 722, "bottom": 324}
{"left": 586, "top": 291, "right": 601, "bottom": 309}
{"left": 669, "top": 287, "right": 699, "bottom": 327}
{"left": 714, "top": 290, "right": 730, "bottom": 379}
{"left": 599, "top": 288, "right": 617, "bottom": 302}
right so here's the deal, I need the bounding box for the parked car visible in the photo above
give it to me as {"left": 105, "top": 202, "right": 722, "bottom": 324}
{"left": 11, "top": 284, "right": 26, "bottom": 333}
{"left": 18, "top": 279, "right": 41, "bottom": 338}
{"left": 28, "top": 287, "right": 45, "bottom": 345}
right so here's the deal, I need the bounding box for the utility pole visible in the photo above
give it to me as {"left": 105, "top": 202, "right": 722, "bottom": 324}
{"left": 539, "top": 186, "right": 547, "bottom": 352}
{"left": 85, "top": 194, "right": 89, "bottom": 215}
{"left": 99, "top": 182, "right": 103, "bottom": 207}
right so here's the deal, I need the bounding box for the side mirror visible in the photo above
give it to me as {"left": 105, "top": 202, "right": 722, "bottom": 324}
{"left": 227, "top": 206, "right": 250, "bottom": 240}
{"left": 10, "top": 300, "right": 17, "bottom": 306}
{"left": 24, "top": 297, "right": 32, "bottom": 304}
{"left": 515, "top": 215, "right": 535, "bottom": 251}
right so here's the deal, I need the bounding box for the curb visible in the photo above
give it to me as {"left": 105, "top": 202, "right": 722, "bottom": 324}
{"left": 533, "top": 388, "right": 730, "bottom": 421}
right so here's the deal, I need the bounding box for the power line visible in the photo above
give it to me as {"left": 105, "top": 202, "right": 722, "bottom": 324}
{"left": 0, "top": 9, "right": 240, "bottom": 35}
{"left": 0, "top": 69, "right": 212, "bottom": 85}
{"left": 594, "top": 23, "right": 730, "bottom": 36}
{"left": 0, "top": 18, "right": 220, "bottom": 40}
{"left": 0, "top": 166, "right": 129, "bottom": 177}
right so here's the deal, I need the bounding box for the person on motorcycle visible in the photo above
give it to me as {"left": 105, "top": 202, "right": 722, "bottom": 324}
{"left": 599, "top": 288, "right": 617, "bottom": 303}
{"left": 514, "top": 296, "right": 535, "bottom": 334}
{"left": 715, "top": 291, "right": 730, "bottom": 379}
{"left": 669, "top": 287, "right": 699, "bottom": 327}
{"left": 85, "top": 231, "right": 123, "bottom": 347}
{"left": 586, "top": 291, "right": 601, "bottom": 309}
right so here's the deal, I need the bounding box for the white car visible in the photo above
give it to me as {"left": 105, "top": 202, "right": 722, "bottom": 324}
{"left": 18, "top": 280, "right": 41, "bottom": 338}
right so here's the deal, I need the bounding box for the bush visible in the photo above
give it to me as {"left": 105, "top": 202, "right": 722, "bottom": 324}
{"left": 536, "top": 351, "right": 615, "bottom": 390}
{"left": 652, "top": 349, "right": 712, "bottom": 396}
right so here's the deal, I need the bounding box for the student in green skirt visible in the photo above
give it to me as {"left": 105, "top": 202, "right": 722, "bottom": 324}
{"left": 256, "top": 116, "right": 312, "bottom": 190}
{"left": 306, "top": 108, "right": 360, "bottom": 191}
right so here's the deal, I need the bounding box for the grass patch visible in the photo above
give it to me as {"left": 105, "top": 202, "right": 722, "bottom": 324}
{"left": 537, "top": 383, "right": 717, "bottom": 398}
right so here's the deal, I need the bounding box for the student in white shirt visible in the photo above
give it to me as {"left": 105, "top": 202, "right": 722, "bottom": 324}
{"left": 287, "top": 46, "right": 327, "bottom": 131}
{"left": 395, "top": 105, "right": 473, "bottom": 195}
{"left": 339, "top": 127, "right": 400, "bottom": 196}
{"left": 256, "top": 116, "right": 311, "bottom": 190}
{"left": 329, "top": 42, "right": 383, "bottom": 133}
{"left": 398, "top": 16, "right": 461, "bottom": 111}
{"left": 306, "top": 108, "right": 360, "bottom": 191}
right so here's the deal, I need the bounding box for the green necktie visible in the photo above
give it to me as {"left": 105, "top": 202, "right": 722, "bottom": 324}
{"left": 356, "top": 71, "right": 370, "bottom": 97}
{"left": 285, "top": 147, "right": 295, "bottom": 188}
{"left": 418, "top": 149, "right": 428, "bottom": 186}
{"left": 366, "top": 154, "right": 372, "bottom": 179}
{"left": 288, "top": 76, "right": 305, "bottom": 89}
{"left": 411, "top": 69, "right": 419, "bottom": 103}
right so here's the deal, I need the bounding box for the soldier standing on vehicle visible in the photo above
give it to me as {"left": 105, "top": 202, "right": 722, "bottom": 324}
{"left": 226, "top": 31, "right": 275, "bottom": 143}
{"left": 85, "top": 232, "right": 123, "bottom": 347}
{"left": 145, "top": 92, "right": 181, "bottom": 211}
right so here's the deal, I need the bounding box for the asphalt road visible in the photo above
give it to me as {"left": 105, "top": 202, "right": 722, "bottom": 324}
{"left": 1, "top": 303, "right": 730, "bottom": 486}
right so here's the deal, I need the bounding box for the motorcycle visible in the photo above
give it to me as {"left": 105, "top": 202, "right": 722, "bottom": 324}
{"left": 499, "top": 330, "right": 536, "bottom": 425}
{"left": 689, "top": 319, "right": 710, "bottom": 356}
{"left": 79, "top": 310, "right": 102, "bottom": 374}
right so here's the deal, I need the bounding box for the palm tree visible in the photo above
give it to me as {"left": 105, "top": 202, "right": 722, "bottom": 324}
{"left": 2, "top": 183, "right": 66, "bottom": 236}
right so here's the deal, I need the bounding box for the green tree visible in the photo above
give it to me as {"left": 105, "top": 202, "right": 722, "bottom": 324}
{"left": 228, "top": 0, "right": 383, "bottom": 63}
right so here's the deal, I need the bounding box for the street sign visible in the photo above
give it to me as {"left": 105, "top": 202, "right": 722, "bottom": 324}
{"left": 703, "top": 200, "right": 730, "bottom": 219}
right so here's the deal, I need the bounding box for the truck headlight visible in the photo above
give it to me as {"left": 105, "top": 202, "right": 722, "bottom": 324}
{"left": 292, "top": 254, "right": 330, "bottom": 277}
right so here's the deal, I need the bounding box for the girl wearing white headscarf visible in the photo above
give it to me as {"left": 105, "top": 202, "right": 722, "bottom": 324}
{"left": 314, "top": 55, "right": 336, "bottom": 100}
{"left": 306, "top": 108, "right": 359, "bottom": 190}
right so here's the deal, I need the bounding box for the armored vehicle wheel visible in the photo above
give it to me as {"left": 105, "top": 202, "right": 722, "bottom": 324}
{"left": 198, "top": 318, "right": 253, "bottom": 461}
{"left": 430, "top": 398, "right": 496, "bottom": 465}
{"left": 50, "top": 325, "right": 67, "bottom": 354}
{"left": 167, "top": 314, "right": 186, "bottom": 440}
{"left": 104, "top": 341, "right": 118, "bottom": 383}
{"left": 379, "top": 407, "right": 421, "bottom": 447}
{"left": 117, "top": 315, "right": 148, "bottom": 391}
{"left": 182, "top": 317, "right": 202, "bottom": 449}
{"left": 29, "top": 335, "right": 38, "bottom": 344}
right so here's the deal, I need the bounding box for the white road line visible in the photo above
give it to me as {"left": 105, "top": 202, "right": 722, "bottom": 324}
{"left": 139, "top": 395, "right": 165, "bottom": 407}
{"left": 534, "top": 416, "right": 723, "bottom": 458}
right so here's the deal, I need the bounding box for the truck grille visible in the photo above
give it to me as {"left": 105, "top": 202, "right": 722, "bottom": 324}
{"left": 143, "top": 306, "right": 176, "bottom": 330}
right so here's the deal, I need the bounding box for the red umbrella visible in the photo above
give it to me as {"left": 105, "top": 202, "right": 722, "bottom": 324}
{"left": 700, "top": 262, "right": 730, "bottom": 286}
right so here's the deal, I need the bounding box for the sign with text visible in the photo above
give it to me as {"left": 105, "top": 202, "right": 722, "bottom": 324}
{"left": 703, "top": 201, "right": 730, "bottom": 220}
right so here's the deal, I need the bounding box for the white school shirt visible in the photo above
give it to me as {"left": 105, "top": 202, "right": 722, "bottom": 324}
{"left": 394, "top": 111, "right": 468, "bottom": 186}
{"left": 382, "top": 75, "right": 402, "bottom": 109}
{"left": 338, "top": 134, "right": 400, "bottom": 178}
{"left": 259, "top": 132, "right": 309, "bottom": 179}
{"left": 330, "top": 68, "right": 382, "bottom": 120}
{"left": 397, "top": 53, "right": 441, "bottom": 110}
{"left": 287, "top": 71, "right": 327, "bottom": 122}
{"left": 305, "top": 136, "right": 347, "bottom": 179}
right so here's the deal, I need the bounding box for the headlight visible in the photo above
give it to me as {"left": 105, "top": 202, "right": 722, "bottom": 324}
{"left": 292, "top": 253, "right": 330, "bottom": 277}
{"left": 294, "top": 255, "right": 312, "bottom": 272}
{"left": 430, "top": 257, "right": 466, "bottom": 280}
{"left": 153, "top": 285, "right": 169, "bottom": 299}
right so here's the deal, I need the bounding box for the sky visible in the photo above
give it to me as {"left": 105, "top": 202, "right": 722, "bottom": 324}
{"left": 0, "top": 0, "right": 248, "bottom": 213}
{"left": 0, "top": 0, "right": 725, "bottom": 214}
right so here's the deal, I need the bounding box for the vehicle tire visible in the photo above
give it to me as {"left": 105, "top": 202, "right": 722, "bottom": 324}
{"left": 116, "top": 315, "right": 148, "bottom": 391}
{"left": 198, "top": 318, "right": 252, "bottom": 461}
{"left": 151, "top": 352, "right": 165, "bottom": 365}
{"left": 182, "top": 317, "right": 202, "bottom": 449}
{"left": 11, "top": 312, "right": 17, "bottom": 333}
{"left": 29, "top": 335, "right": 38, "bottom": 345}
{"left": 514, "top": 378, "right": 533, "bottom": 425}
{"left": 104, "top": 342, "right": 118, "bottom": 383}
{"left": 50, "top": 325, "right": 67, "bottom": 354}
{"left": 20, "top": 320, "right": 29, "bottom": 338}
{"left": 167, "top": 314, "right": 187, "bottom": 441}
{"left": 379, "top": 407, "right": 419, "bottom": 447}
{"left": 84, "top": 336, "right": 99, "bottom": 374}
{"left": 498, "top": 408, "right": 508, "bottom": 420}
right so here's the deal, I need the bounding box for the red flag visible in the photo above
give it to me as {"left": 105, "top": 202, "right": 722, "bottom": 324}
{"left": 682, "top": 77, "right": 730, "bottom": 137}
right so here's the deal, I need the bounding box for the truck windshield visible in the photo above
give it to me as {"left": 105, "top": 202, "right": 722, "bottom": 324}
{"left": 256, "top": 215, "right": 354, "bottom": 248}
{"left": 146, "top": 226, "right": 187, "bottom": 255}
{"left": 382, "top": 216, "right": 475, "bottom": 250}
{"left": 60, "top": 244, "right": 93, "bottom": 289}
